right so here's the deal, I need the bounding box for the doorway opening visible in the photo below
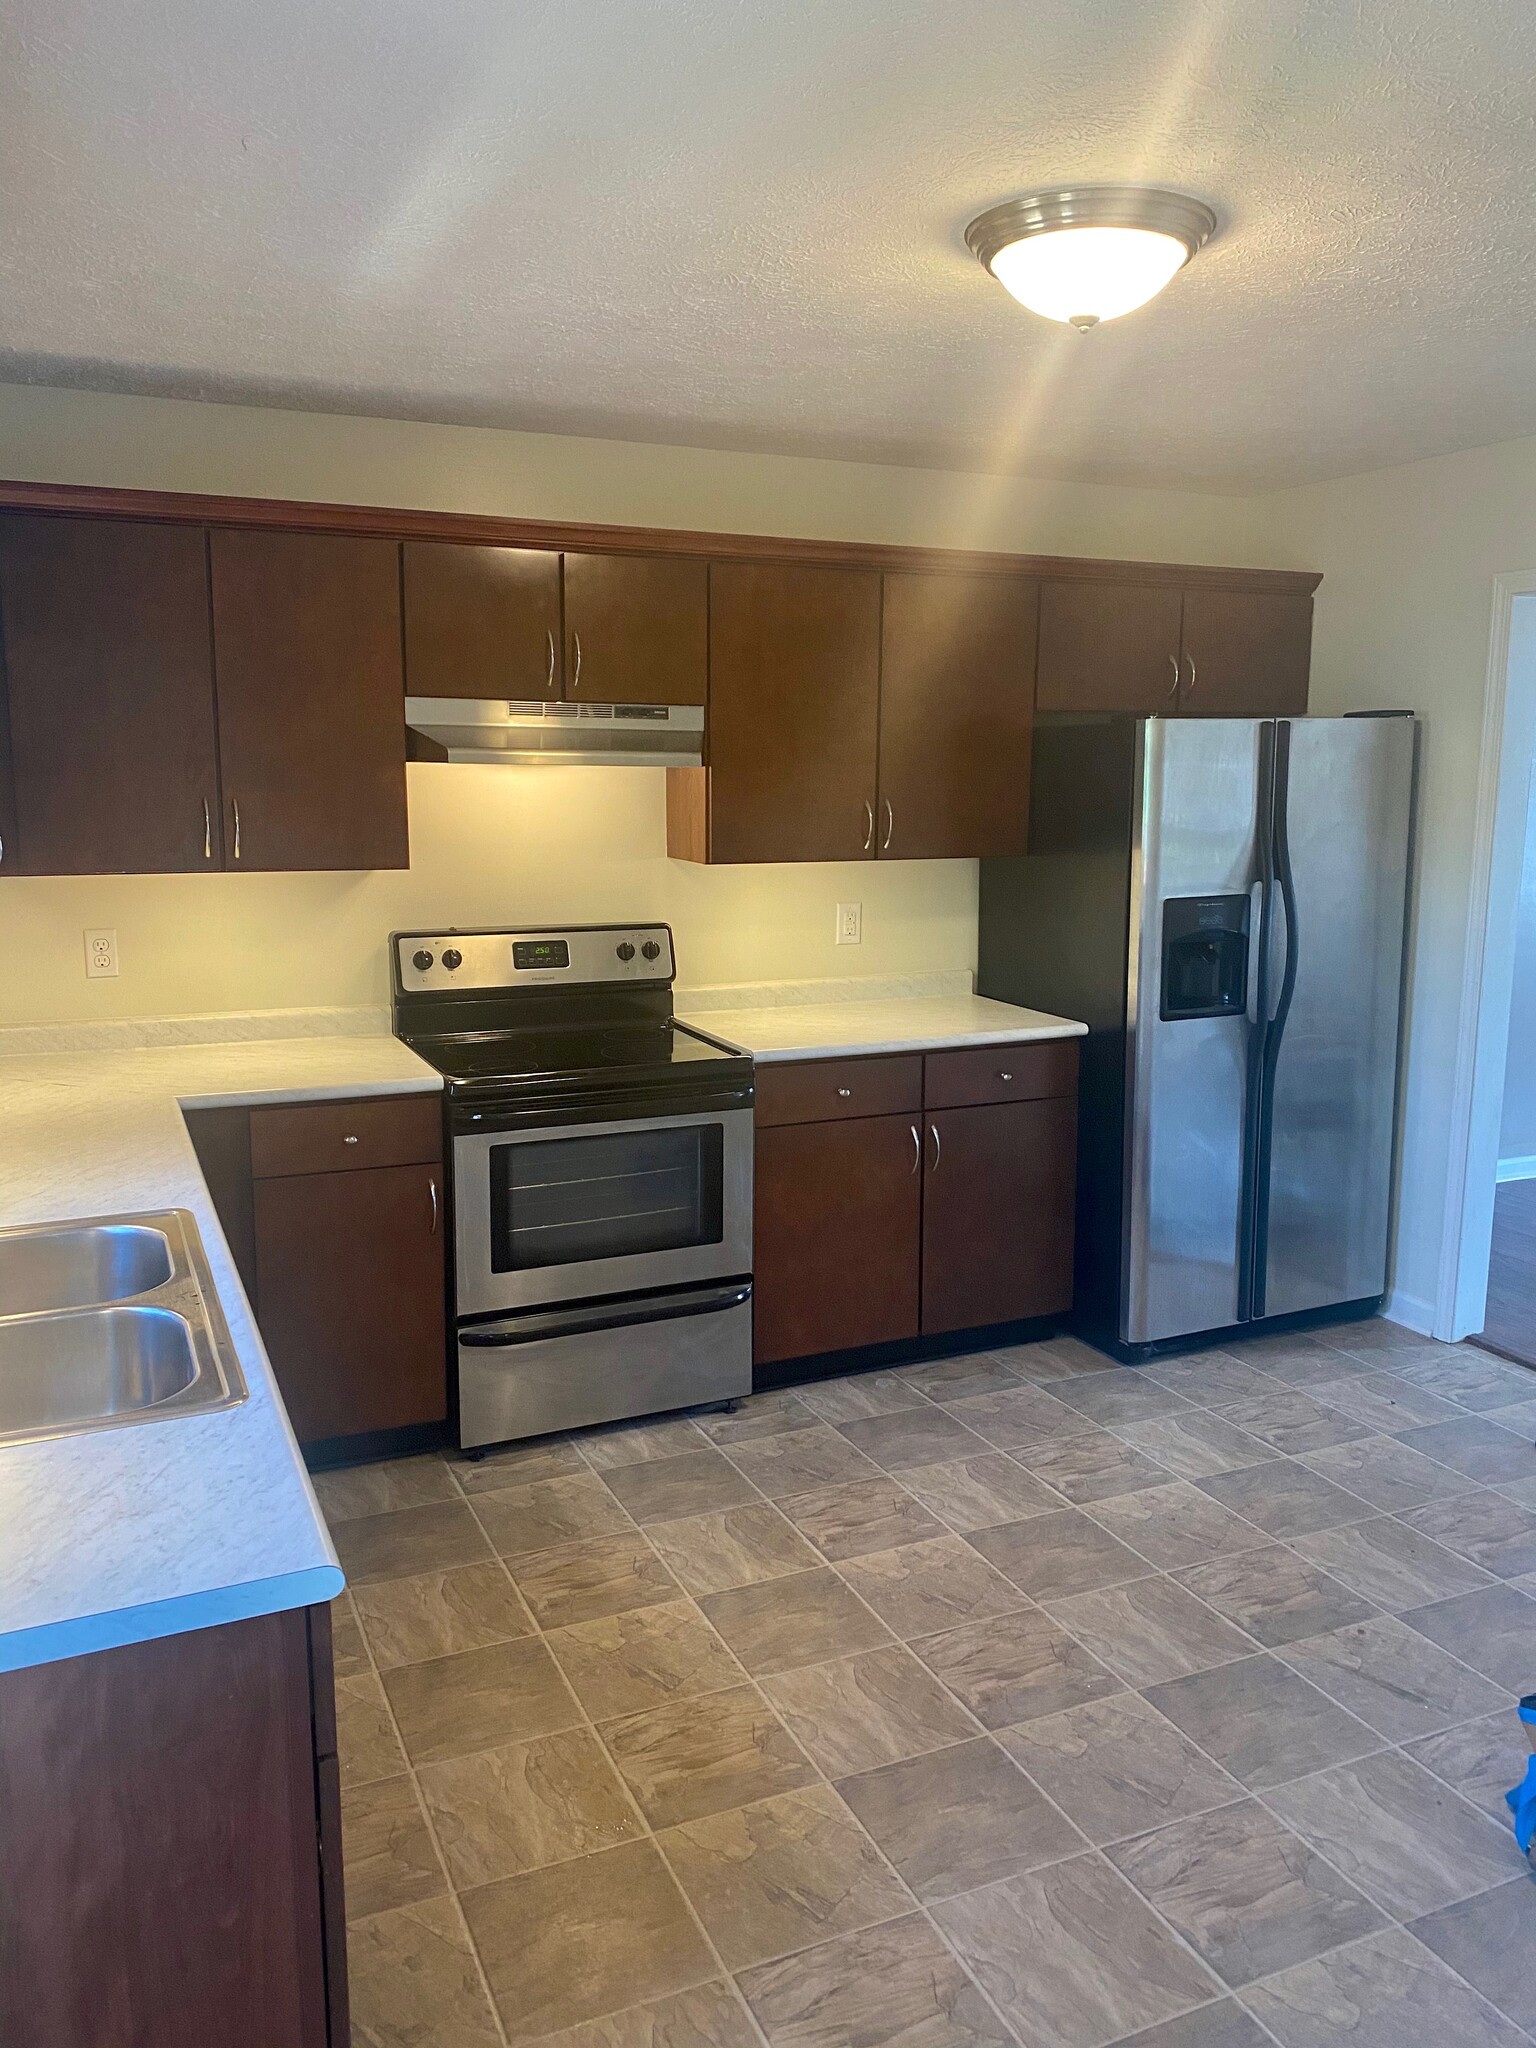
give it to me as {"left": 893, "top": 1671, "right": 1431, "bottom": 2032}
{"left": 1442, "top": 580, "right": 1536, "bottom": 1368}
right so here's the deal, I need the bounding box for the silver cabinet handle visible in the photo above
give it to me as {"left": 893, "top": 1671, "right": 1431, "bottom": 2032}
{"left": 1167, "top": 653, "right": 1180, "bottom": 701}
{"left": 910, "top": 1123, "right": 921, "bottom": 1174}
{"left": 570, "top": 631, "right": 583, "bottom": 693}
{"left": 203, "top": 798, "right": 213, "bottom": 862}
{"left": 429, "top": 1177, "right": 439, "bottom": 1234}
{"left": 862, "top": 800, "right": 874, "bottom": 851}
{"left": 881, "top": 798, "right": 894, "bottom": 852}
{"left": 1184, "top": 652, "right": 1197, "bottom": 695}
{"left": 837, "top": 1086, "right": 852, "bottom": 1098}
{"left": 928, "top": 1122, "right": 941, "bottom": 1171}
{"left": 343, "top": 1134, "right": 359, "bottom": 1145}
{"left": 231, "top": 796, "right": 241, "bottom": 861}
{"left": 546, "top": 628, "right": 556, "bottom": 695}
{"left": 999, "top": 1071, "right": 1014, "bottom": 1082}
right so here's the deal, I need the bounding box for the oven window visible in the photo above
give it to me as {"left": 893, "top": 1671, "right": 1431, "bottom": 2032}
{"left": 489, "top": 1123, "right": 725, "bottom": 1272}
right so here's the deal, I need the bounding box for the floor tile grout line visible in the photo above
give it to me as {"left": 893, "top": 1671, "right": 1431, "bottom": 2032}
{"left": 450, "top": 1460, "right": 780, "bottom": 2048}
{"left": 337, "top": 1557, "right": 516, "bottom": 2048}
{"left": 520, "top": 1381, "right": 1126, "bottom": 2044}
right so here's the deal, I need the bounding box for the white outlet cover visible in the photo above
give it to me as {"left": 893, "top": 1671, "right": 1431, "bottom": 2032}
{"left": 836, "top": 902, "right": 862, "bottom": 944}
{"left": 84, "top": 927, "right": 119, "bottom": 978}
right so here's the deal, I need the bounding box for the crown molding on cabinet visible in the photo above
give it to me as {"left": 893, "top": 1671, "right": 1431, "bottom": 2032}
{"left": 0, "top": 478, "right": 1321, "bottom": 596}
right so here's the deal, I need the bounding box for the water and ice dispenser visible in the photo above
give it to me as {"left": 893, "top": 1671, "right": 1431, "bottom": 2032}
{"left": 1159, "top": 895, "right": 1251, "bottom": 1021}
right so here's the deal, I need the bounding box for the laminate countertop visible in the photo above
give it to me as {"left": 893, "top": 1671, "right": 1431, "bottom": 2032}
{"left": 0, "top": 1034, "right": 441, "bottom": 1673}
{"left": 677, "top": 992, "right": 1088, "bottom": 1061}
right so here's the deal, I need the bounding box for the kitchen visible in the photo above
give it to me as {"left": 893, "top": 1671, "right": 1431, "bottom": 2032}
{"left": 4, "top": 7, "right": 1536, "bottom": 2048}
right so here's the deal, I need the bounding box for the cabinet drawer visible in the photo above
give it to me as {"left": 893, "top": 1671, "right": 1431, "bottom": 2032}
{"left": 923, "top": 1040, "right": 1079, "bottom": 1110}
{"left": 249, "top": 1093, "right": 442, "bottom": 1179}
{"left": 754, "top": 1055, "right": 923, "bottom": 1127}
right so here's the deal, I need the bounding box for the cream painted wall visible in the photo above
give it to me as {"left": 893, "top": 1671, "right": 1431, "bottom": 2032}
{"left": 0, "top": 383, "right": 1273, "bottom": 564}
{"left": 0, "top": 382, "right": 1277, "bottom": 1031}
{"left": 0, "top": 766, "right": 976, "bottom": 1024}
{"left": 1257, "top": 431, "right": 1536, "bottom": 1329}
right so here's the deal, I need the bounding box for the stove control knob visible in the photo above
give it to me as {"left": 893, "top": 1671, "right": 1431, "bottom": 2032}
{"left": 615, "top": 942, "right": 636, "bottom": 962}
{"left": 411, "top": 949, "right": 434, "bottom": 972}
{"left": 641, "top": 940, "right": 662, "bottom": 961}
{"left": 441, "top": 948, "right": 463, "bottom": 971}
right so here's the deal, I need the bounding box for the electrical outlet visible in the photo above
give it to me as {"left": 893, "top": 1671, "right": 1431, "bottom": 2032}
{"left": 84, "top": 928, "right": 119, "bottom": 979}
{"left": 836, "top": 902, "right": 862, "bottom": 945}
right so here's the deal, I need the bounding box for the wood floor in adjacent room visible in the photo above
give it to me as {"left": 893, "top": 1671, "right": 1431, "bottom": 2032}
{"left": 317, "top": 1318, "right": 1536, "bottom": 2048}
{"left": 1474, "top": 1179, "right": 1536, "bottom": 1371}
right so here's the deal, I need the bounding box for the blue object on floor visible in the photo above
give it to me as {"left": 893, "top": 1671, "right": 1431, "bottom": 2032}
{"left": 1506, "top": 1698, "right": 1536, "bottom": 1855}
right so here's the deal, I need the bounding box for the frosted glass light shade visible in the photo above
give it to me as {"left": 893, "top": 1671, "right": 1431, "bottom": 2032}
{"left": 966, "top": 188, "right": 1216, "bottom": 331}
{"left": 988, "top": 225, "right": 1190, "bottom": 326}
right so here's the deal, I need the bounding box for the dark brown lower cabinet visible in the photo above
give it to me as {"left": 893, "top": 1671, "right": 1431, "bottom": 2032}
{"left": 752, "top": 1043, "right": 1079, "bottom": 1366}
{"left": 254, "top": 1160, "right": 448, "bottom": 1443}
{"left": 753, "top": 1115, "right": 922, "bottom": 1364}
{"left": 0, "top": 1605, "right": 344, "bottom": 2048}
{"left": 921, "top": 1097, "right": 1077, "bottom": 1333}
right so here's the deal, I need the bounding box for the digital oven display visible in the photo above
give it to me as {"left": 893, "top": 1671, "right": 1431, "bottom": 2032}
{"left": 511, "top": 939, "right": 571, "bottom": 972}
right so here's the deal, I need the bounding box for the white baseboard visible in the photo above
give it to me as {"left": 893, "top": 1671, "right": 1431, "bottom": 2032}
{"left": 1382, "top": 1287, "right": 1436, "bottom": 1336}
{"left": 1497, "top": 1155, "right": 1536, "bottom": 1183}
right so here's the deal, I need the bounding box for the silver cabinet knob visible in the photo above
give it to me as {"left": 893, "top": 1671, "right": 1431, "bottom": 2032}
{"left": 836, "top": 1087, "right": 852, "bottom": 1098}
{"left": 344, "top": 1134, "right": 359, "bottom": 1145}
{"left": 999, "top": 1071, "right": 1014, "bottom": 1082}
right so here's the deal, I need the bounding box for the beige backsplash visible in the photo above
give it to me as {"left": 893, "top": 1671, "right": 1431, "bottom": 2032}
{"left": 0, "top": 763, "right": 978, "bottom": 1029}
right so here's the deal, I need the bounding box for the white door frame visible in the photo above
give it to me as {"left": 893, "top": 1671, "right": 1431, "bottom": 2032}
{"left": 1437, "top": 572, "right": 1536, "bottom": 1339}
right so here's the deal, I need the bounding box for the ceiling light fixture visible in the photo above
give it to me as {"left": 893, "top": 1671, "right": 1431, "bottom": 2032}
{"left": 965, "top": 186, "right": 1216, "bottom": 331}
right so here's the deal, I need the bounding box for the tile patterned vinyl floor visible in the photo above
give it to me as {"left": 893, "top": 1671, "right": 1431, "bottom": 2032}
{"left": 318, "top": 1318, "right": 1536, "bottom": 2048}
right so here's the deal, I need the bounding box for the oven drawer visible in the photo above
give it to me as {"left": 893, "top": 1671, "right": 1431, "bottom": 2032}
{"left": 754, "top": 1055, "right": 923, "bottom": 1127}
{"left": 249, "top": 1093, "right": 442, "bottom": 1178}
{"left": 922, "top": 1040, "right": 1079, "bottom": 1110}
{"left": 457, "top": 1280, "right": 752, "bottom": 1446}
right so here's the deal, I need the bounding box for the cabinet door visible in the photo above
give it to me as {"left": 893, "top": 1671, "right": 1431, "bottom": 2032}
{"left": 702, "top": 562, "right": 881, "bottom": 863}
{"left": 563, "top": 553, "right": 707, "bottom": 705}
{"left": 1035, "top": 580, "right": 1184, "bottom": 714}
{"left": 1178, "top": 589, "right": 1312, "bottom": 717}
{"left": 878, "top": 571, "right": 1037, "bottom": 859}
{"left": 0, "top": 515, "right": 220, "bottom": 874}
{"left": 211, "top": 530, "right": 408, "bottom": 871}
{"left": 403, "top": 541, "right": 561, "bottom": 701}
{"left": 253, "top": 1162, "right": 447, "bottom": 1444}
{"left": 753, "top": 1114, "right": 921, "bottom": 1364}
{"left": 922, "top": 1097, "right": 1077, "bottom": 1334}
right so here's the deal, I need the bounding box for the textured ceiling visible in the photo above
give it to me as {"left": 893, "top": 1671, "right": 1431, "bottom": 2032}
{"left": 3, "top": 0, "right": 1535, "bottom": 491}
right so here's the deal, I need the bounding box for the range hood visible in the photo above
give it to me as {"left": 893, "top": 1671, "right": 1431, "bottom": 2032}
{"left": 406, "top": 698, "right": 704, "bottom": 768}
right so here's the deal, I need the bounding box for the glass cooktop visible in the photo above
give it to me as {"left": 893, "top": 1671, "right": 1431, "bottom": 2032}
{"left": 403, "top": 1018, "right": 745, "bottom": 1088}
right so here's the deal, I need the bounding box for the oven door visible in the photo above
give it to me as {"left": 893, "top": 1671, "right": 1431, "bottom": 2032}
{"left": 454, "top": 1106, "right": 753, "bottom": 1317}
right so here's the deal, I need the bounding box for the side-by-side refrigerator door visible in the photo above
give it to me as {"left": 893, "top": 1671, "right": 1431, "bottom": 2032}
{"left": 1260, "top": 716, "right": 1415, "bottom": 1318}
{"left": 1124, "top": 719, "right": 1268, "bottom": 1344}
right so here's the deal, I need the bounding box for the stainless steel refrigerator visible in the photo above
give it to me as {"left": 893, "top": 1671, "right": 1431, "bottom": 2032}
{"left": 978, "top": 713, "right": 1416, "bottom": 1356}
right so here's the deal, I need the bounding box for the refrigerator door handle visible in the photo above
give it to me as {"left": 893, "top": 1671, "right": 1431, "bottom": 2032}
{"left": 1245, "top": 880, "right": 1266, "bottom": 1024}
{"left": 1249, "top": 720, "right": 1299, "bottom": 1319}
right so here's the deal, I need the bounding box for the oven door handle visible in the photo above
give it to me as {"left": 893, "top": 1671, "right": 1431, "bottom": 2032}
{"left": 459, "top": 1281, "right": 752, "bottom": 1348}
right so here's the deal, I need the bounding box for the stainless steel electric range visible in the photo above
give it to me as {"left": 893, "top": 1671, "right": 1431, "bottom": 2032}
{"left": 390, "top": 924, "right": 753, "bottom": 1449}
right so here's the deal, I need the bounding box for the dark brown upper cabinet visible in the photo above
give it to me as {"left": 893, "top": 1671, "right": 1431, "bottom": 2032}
{"left": 563, "top": 552, "right": 707, "bottom": 705}
{"left": 675, "top": 561, "right": 882, "bottom": 864}
{"left": 0, "top": 515, "right": 222, "bottom": 874}
{"left": 403, "top": 541, "right": 561, "bottom": 701}
{"left": 1177, "top": 588, "right": 1313, "bottom": 717}
{"left": 1036, "top": 579, "right": 1186, "bottom": 715}
{"left": 878, "top": 571, "right": 1038, "bottom": 860}
{"left": 1037, "top": 577, "right": 1312, "bottom": 719}
{"left": 211, "top": 530, "right": 409, "bottom": 871}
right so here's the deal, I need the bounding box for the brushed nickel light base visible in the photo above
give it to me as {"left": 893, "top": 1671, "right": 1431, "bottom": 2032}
{"left": 965, "top": 186, "right": 1217, "bottom": 329}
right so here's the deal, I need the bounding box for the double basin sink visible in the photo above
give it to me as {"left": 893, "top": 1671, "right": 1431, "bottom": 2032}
{"left": 0, "top": 1211, "right": 247, "bottom": 1447}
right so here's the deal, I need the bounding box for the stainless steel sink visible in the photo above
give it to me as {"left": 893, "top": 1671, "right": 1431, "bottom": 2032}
{"left": 0, "top": 1306, "right": 199, "bottom": 1436}
{"left": 0, "top": 1220, "right": 173, "bottom": 1317}
{"left": 0, "top": 1209, "right": 247, "bottom": 1448}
